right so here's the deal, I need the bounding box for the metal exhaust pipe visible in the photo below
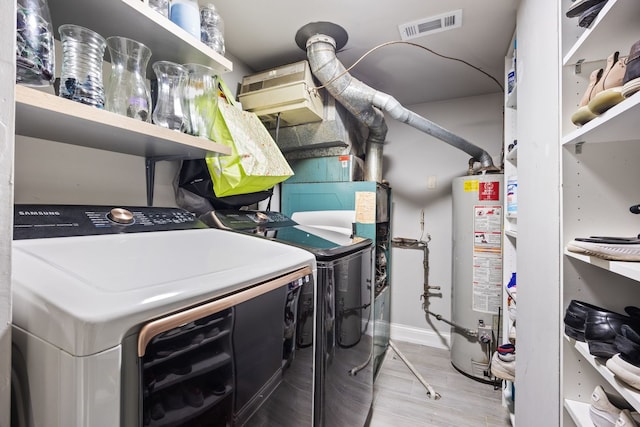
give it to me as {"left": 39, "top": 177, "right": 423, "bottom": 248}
{"left": 295, "top": 22, "right": 498, "bottom": 181}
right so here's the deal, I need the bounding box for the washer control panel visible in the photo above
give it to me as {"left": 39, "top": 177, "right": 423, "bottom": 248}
{"left": 14, "top": 205, "right": 206, "bottom": 239}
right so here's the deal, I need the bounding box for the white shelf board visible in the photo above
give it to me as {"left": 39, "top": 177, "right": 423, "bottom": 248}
{"left": 563, "top": 0, "right": 640, "bottom": 66}
{"left": 564, "top": 399, "right": 593, "bottom": 427}
{"left": 562, "top": 92, "right": 640, "bottom": 145}
{"left": 15, "top": 85, "right": 231, "bottom": 159}
{"left": 569, "top": 337, "right": 640, "bottom": 412}
{"left": 48, "top": 0, "right": 232, "bottom": 73}
{"left": 505, "top": 229, "right": 518, "bottom": 239}
{"left": 564, "top": 249, "right": 640, "bottom": 283}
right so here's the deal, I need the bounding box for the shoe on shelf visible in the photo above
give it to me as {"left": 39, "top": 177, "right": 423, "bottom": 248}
{"left": 497, "top": 343, "right": 516, "bottom": 362}
{"left": 585, "top": 312, "right": 640, "bottom": 359}
{"left": 564, "top": 300, "right": 627, "bottom": 342}
{"left": 606, "top": 353, "right": 640, "bottom": 391}
{"left": 566, "top": 0, "right": 608, "bottom": 18}
{"left": 567, "top": 236, "right": 640, "bottom": 261}
{"left": 616, "top": 409, "right": 640, "bottom": 427}
{"left": 622, "top": 40, "right": 640, "bottom": 98}
{"left": 589, "top": 384, "right": 631, "bottom": 427}
{"left": 578, "top": 1, "right": 608, "bottom": 28}
{"left": 491, "top": 351, "right": 515, "bottom": 382}
{"left": 588, "top": 51, "right": 627, "bottom": 115}
{"left": 571, "top": 68, "right": 604, "bottom": 126}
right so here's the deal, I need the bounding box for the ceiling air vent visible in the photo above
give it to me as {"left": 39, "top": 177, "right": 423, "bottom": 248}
{"left": 398, "top": 9, "right": 462, "bottom": 41}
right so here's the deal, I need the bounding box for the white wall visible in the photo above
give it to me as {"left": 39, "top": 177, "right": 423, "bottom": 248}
{"left": 383, "top": 92, "right": 504, "bottom": 348}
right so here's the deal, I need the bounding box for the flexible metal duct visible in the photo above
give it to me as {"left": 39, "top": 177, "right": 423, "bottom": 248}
{"left": 298, "top": 24, "right": 497, "bottom": 181}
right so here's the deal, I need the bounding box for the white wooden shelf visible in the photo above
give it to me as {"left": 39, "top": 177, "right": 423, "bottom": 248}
{"left": 564, "top": 249, "right": 640, "bottom": 283}
{"left": 563, "top": 0, "right": 640, "bottom": 66}
{"left": 569, "top": 337, "right": 640, "bottom": 413}
{"left": 564, "top": 399, "right": 593, "bottom": 427}
{"left": 15, "top": 85, "right": 231, "bottom": 159}
{"left": 48, "top": 0, "right": 232, "bottom": 74}
{"left": 505, "top": 229, "right": 517, "bottom": 239}
{"left": 561, "top": 92, "right": 640, "bottom": 145}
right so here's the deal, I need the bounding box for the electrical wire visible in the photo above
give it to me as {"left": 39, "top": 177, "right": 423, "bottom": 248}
{"left": 313, "top": 39, "right": 504, "bottom": 94}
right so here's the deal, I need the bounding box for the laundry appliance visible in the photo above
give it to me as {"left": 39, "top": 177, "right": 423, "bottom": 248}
{"left": 281, "top": 181, "right": 392, "bottom": 378}
{"left": 11, "top": 204, "right": 317, "bottom": 427}
{"left": 200, "top": 209, "right": 374, "bottom": 427}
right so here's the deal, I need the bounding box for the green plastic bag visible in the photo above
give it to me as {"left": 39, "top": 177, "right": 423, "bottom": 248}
{"left": 206, "top": 80, "right": 293, "bottom": 197}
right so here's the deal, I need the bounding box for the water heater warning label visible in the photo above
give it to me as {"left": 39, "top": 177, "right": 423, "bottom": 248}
{"left": 479, "top": 181, "right": 500, "bottom": 201}
{"left": 472, "top": 204, "right": 503, "bottom": 314}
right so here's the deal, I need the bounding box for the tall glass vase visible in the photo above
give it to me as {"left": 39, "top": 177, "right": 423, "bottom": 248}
{"left": 152, "top": 61, "right": 189, "bottom": 132}
{"left": 16, "top": 0, "right": 55, "bottom": 86}
{"left": 105, "top": 36, "right": 153, "bottom": 122}
{"left": 58, "top": 24, "right": 107, "bottom": 108}
{"left": 183, "top": 63, "right": 218, "bottom": 140}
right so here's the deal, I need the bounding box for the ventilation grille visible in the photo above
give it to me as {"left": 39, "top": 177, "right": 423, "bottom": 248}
{"left": 398, "top": 9, "right": 462, "bottom": 41}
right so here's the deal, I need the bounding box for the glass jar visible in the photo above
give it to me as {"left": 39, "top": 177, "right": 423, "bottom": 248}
{"left": 200, "top": 3, "right": 225, "bottom": 55}
{"left": 58, "top": 24, "right": 107, "bottom": 108}
{"left": 105, "top": 36, "right": 153, "bottom": 122}
{"left": 152, "top": 61, "right": 189, "bottom": 132}
{"left": 169, "top": 0, "right": 200, "bottom": 39}
{"left": 16, "top": 0, "right": 55, "bottom": 86}
{"left": 183, "top": 63, "right": 219, "bottom": 140}
{"left": 148, "top": 0, "right": 169, "bottom": 18}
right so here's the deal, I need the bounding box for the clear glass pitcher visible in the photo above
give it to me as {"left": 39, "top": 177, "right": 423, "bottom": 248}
{"left": 105, "top": 36, "right": 153, "bottom": 122}
{"left": 58, "top": 24, "right": 107, "bottom": 108}
{"left": 152, "top": 61, "right": 189, "bottom": 132}
{"left": 183, "top": 63, "right": 219, "bottom": 140}
{"left": 16, "top": 0, "right": 55, "bottom": 86}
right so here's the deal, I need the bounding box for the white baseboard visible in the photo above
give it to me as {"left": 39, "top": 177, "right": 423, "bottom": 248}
{"left": 389, "top": 323, "right": 451, "bottom": 350}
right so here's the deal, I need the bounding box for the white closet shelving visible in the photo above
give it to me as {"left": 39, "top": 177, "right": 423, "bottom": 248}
{"left": 501, "top": 30, "right": 517, "bottom": 426}
{"left": 15, "top": 0, "right": 232, "bottom": 163}
{"left": 561, "top": 0, "right": 640, "bottom": 425}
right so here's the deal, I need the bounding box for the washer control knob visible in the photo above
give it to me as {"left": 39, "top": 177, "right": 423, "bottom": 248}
{"left": 109, "top": 208, "right": 134, "bottom": 225}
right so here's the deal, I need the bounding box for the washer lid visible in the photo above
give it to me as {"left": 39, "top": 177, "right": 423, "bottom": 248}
{"left": 12, "top": 228, "right": 316, "bottom": 356}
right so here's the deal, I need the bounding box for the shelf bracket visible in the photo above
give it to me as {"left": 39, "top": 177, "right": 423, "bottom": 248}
{"left": 145, "top": 156, "right": 184, "bottom": 207}
{"left": 575, "top": 141, "right": 584, "bottom": 155}
{"left": 574, "top": 59, "right": 585, "bottom": 75}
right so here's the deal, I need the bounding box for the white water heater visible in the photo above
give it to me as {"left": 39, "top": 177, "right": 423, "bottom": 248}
{"left": 451, "top": 174, "right": 504, "bottom": 381}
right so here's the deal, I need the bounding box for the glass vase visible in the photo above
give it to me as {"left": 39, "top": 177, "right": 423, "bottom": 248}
{"left": 152, "top": 61, "right": 189, "bottom": 132}
{"left": 183, "top": 63, "right": 218, "bottom": 140}
{"left": 58, "top": 24, "right": 107, "bottom": 108}
{"left": 105, "top": 36, "right": 153, "bottom": 122}
{"left": 16, "top": 0, "right": 55, "bottom": 86}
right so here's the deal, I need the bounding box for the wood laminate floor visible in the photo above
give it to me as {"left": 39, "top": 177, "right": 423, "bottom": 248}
{"left": 368, "top": 341, "right": 512, "bottom": 427}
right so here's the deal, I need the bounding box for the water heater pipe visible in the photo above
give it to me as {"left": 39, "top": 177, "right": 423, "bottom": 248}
{"left": 296, "top": 22, "right": 497, "bottom": 181}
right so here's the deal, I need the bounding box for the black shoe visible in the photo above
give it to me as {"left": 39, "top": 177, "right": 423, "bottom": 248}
{"left": 578, "top": 1, "right": 608, "bottom": 28}
{"left": 585, "top": 312, "right": 640, "bottom": 358}
{"left": 566, "top": 0, "right": 607, "bottom": 18}
{"left": 564, "top": 300, "right": 618, "bottom": 341}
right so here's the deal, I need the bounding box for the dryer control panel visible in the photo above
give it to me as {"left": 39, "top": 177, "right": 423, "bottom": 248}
{"left": 13, "top": 204, "right": 206, "bottom": 239}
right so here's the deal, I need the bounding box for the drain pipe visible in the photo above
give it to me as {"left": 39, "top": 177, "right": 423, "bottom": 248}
{"left": 295, "top": 22, "right": 497, "bottom": 181}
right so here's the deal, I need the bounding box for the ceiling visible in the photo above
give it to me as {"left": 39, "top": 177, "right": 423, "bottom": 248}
{"left": 212, "top": 0, "right": 519, "bottom": 106}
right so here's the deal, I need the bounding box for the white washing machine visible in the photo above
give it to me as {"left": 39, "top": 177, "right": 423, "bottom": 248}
{"left": 11, "top": 204, "right": 317, "bottom": 427}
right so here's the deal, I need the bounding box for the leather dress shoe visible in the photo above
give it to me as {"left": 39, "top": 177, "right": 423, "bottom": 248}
{"left": 564, "top": 300, "right": 619, "bottom": 341}
{"left": 566, "top": 0, "right": 608, "bottom": 18}
{"left": 564, "top": 300, "right": 640, "bottom": 342}
{"left": 585, "top": 313, "right": 640, "bottom": 358}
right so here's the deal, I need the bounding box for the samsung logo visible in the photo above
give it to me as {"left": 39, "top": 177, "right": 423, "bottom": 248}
{"left": 18, "top": 211, "right": 61, "bottom": 216}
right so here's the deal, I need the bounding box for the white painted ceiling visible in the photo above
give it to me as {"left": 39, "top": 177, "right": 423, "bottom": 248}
{"left": 212, "top": 0, "right": 519, "bottom": 105}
